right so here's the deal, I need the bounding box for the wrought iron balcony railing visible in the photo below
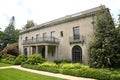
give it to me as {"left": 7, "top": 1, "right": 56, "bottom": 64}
{"left": 23, "top": 37, "right": 59, "bottom": 45}
{"left": 69, "top": 35, "right": 85, "bottom": 43}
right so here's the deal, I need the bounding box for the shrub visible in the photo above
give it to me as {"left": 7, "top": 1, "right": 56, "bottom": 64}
{"left": 22, "top": 64, "right": 59, "bottom": 73}
{"left": 61, "top": 68, "right": 111, "bottom": 80}
{"left": 1, "top": 54, "right": 16, "bottom": 64}
{"left": 54, "top": 59, "right": 71, "bottom": 64}
{"left": 0, "top": 53, "right": 11, "bottom": 59}
{"left": 39, "top": 62, "right": 58, "bottom": 68}
{"left": 14, "top": 54, "right": 27, "bottom": 65}
{"left": 60, "top": 63, "right": 75, "bottom": 69}
{"left": 0, "top": 43, "right": 18, "bottom": 56}
{"left": 26, "top": 54, "right": 45, "bottom": 64}
{"left": 111, "top": 74, "right": 120, "bottom": 80}
{"left": 59, "top": 63, "right": 89, "bottom": 69}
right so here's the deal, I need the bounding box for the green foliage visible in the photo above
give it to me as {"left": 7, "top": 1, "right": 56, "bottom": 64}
{"left": 111, "top": 74, "right": 120, "bottom": 80}
{"left": 88, "top": 7, "right": 120, "bottom": 68}
{"left": 14, "top": 54, "right": 27, "bottom": 65}
{"left": 22, "top": 62, "right": 120, "bottom": 80}
{"left": 0, "top": 62, "right": 12, "bottom": 67}
{"left": 54, "top": 59, "right": 71, "bottom": 64}
{"left": 61, "top": 68, "right": 111, "bottom": 80}
{"left": 59, "top": 63, "right": 89, "bottom": 69}
{"left": 1, "top": 54, "right": 16, "bottom": 64}
{"left": 0, "top": 16, "right": 20, "bottom": 52}
{"left": 26, "top": 54, "right": 45, "bottom": 64}
{"left": 39, "top": 62, "right": 58, "bottom": 68}
{"left": 22, "top": 64, "right": 59, "bottom": 73}
{"left": 0, "top": 30, "right": 4, "bottom": 51}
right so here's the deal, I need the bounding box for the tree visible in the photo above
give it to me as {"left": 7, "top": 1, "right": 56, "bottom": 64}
{"left": 88, "top": 7, "right": 116, "bottom": 68}
{"left": 25, "top": 20, "right": 35, "bottom": 29}
{"left": 0, "top": 29, "right": 4, "bottom": 50}
{"left": 2, "top": 16, "right": 19, "bottom": 49}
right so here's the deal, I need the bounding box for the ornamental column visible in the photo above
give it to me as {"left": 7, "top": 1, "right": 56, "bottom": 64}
{"left": 45, "top": 45, "right": 48, "bottom": 60}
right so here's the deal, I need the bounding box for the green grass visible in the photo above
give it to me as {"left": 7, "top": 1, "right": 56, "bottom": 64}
{"left": 0, "top": 68, "right": 65, "bottom": 80}
{"left": 0, "top": 62, "right": 12, "bottom": 67}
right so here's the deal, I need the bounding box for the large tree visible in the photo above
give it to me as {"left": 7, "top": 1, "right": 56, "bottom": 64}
{"left": 0, "top": 29, "right": 4, "bottom": 50}
{"left": 2, "top": 16, "right": 19, "bottom": 49}
{"left": 88, "top": 7, "right": 117, "bottom": 68}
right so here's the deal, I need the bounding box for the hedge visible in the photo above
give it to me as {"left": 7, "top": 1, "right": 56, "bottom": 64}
{"left": 21, "top": 63, "right": 120, "bottom": 80}
{"left": 22, "top": 64, "right": 59, "bottom": 73}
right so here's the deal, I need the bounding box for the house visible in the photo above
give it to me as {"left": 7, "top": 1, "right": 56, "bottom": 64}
{"left": 19, "top": 5, "right": 108, "bottom": 64}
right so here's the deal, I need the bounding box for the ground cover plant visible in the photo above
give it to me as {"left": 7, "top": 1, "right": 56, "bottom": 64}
{"left": 0, "top": 62, "right": 12, "bottom": 67}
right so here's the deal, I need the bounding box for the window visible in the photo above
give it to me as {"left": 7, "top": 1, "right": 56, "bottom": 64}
{"left": 60, "top": 31, "right": 63, "bottom": 37}
{"left": 51, "top": 31, "right": 55, "bottom": 38}
{"left": 25, "top": 37, "right": 28, "bottom": 43}
{"left": 32, "top": 37, "right": 34, "bottom": 41}
{"left": 73, "top": 26, "right": 80, "bottom": 40}
{"left": 36, "top": 34, "right": 39, "bottom": 41}
{"left": 43, "top": 32, "right": 46, "bottom": 40}
{"left": 51, "top": 31, "right": 55, "bottom": 41}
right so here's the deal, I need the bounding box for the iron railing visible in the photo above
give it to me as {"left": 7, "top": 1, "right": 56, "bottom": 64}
{"left": 23, "top": 37, "right": 59, "bottom": 45}
{"left": 69, "top": 35, "right": 85, "bottom": 43}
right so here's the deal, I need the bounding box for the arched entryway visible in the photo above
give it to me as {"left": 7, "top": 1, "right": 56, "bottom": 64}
{"left": 72, "top": 45, "right": 82, "bottom": 63}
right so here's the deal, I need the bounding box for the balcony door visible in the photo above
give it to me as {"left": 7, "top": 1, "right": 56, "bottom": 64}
{"left": 51, "top": 31, "right": 55, "bottom": 41}
{"left": 43, "top": 32, "right": 46, "bottom": 41}
{"left": 73, "top": 26, "right": 80, "bottom": 40}
{"left": 36, "top": 34, "right": 39, "bottom": 41}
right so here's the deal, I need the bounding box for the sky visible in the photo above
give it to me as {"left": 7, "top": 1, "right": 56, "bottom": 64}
{"left": 0, "top": 0, "right": 120, "bottom": 31}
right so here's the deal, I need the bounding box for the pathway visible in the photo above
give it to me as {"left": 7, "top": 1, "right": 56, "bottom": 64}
{"left": 0, "top": 66, "right": 96, "bottom": 80}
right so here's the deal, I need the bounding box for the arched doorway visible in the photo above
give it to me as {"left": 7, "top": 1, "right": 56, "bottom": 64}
{"left": 72, "top": 45, "right": 82, "bottom": 63}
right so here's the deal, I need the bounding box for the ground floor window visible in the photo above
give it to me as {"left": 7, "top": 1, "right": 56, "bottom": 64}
{"left": 72, "top": 45, "right": 82, "bottom": 63}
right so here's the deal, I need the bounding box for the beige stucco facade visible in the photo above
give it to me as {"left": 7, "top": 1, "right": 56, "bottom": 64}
{"left": 19, "top": 5, "right": 106, "bottom": 64}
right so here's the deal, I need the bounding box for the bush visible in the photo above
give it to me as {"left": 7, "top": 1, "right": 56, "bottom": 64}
{"left": 14, "top": 54, "right": 27, "bottom": 65}
{"left": 1, "top": 54, "right": 16, "bottom": 64}
{"left": 111, "top": 74, "right": 120, "bottom": 80}
{"left": 39, "top": 62, "right": 58, "bottom": 68}
{"left": 59, "top": 63, "right": 89, "bottom": 69}
{"left": 61, "top": 68, "right": 111, "bottom": 80}
{"left": 22, "top": 64, "right": 59, "bottom": 73}
{"left": 25, "top": 54, "right": 45, "bottom": 64}
{"left": 54, "top": 59, "right": 71, "bottom": 64}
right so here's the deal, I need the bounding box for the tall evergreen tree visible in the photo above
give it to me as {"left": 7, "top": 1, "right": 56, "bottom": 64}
{"left": 3, "top": 16, "right": 17, "bottom": 47}
{"left": 0, "top": 29, "right": 4, "bottom": 50}
{"left": 88, "top": 7, "right": 116, "bottom": 68}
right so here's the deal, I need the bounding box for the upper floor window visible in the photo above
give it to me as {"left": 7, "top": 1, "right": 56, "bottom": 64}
{"left": 43, "top": 32, "right": 46, "bottom": 38}
{"left": 73, "top": 26, "right": 80, "bottom": 40}
{"left": 32, "top": 37, "right": 34, "bottom": 41}
{"left": 51, "top": 31, "right": 55, "bottom": 38}
{"left": 43, "top": 32, "right": 47, "bottom": 40}
{"left": 36, "top": 34, "right": 39, "bottom": 40}
{"left": 60, "top": 31, "right": 63, "bottom": 37}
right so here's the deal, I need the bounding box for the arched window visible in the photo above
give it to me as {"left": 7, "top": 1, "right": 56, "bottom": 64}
{"left": 72, "top": 45, "right": 82, "bottom": 63}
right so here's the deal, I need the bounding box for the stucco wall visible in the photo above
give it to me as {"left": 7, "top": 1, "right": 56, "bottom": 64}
{"left": 19, "top": 16, "right": 94, "bottom": 63}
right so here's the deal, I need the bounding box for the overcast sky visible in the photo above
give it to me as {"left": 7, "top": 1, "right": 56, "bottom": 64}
{"left": 0, "top": 0, "right": 120, "bottom": 30}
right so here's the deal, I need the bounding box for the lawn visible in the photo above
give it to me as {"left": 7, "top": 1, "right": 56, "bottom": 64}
{"left": 0, "top": 62, "right": 12, "bottom": 67}
{"left": 0, "top": 68, "right": 65, "bottom": 80}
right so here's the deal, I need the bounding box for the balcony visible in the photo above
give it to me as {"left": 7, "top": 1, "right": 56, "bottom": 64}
{"left": 23, "top": 37, "right": 59, "bottom": 45}
{"left": 69, "top": 35, "right": 85, "bottom": 44}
